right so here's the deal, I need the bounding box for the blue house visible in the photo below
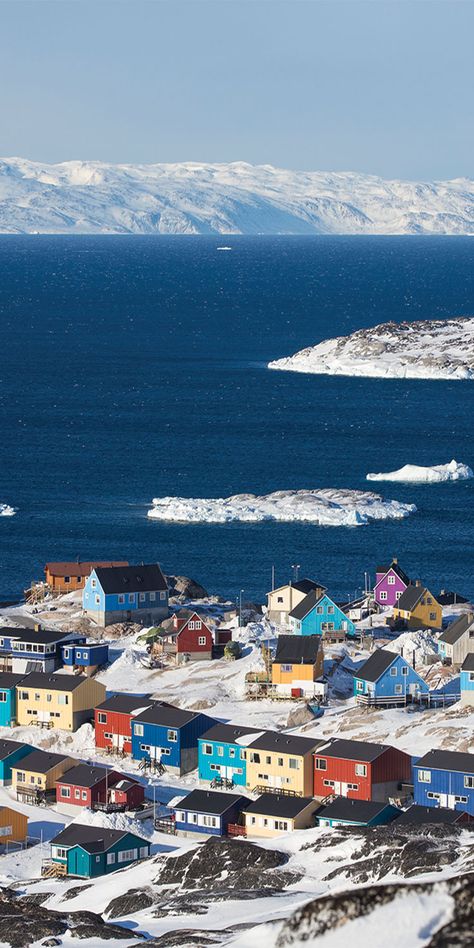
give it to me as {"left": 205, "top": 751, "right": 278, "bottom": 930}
{"left": 460, "top": 654, "right": 474, "bottom": 707}
{"left": 172, "top": 789, "right": 249, "bottom": 836}
{"left": 131, "top": 703, "right": 215, "bottom": 775}
{"left": 61, "top": 642, "right": 109, "bottom": 673}
{"left": 198, "top": 723, "right": 261, "bottom": 787}
{"left": 289, "top": 591, "right": 356, "bottom": 638}
{"left": 83, "top": 563, "right": 169, "bottom": 627}
{"left": 316, "top": 797, "right": 400, "bottom": 828}
{"left": 413, "top": 749, "right": 474, "bottom": 815}
{"left": 0, "top": 627, "right": 85, "bottom": 674}
{"left": 49, "top": 823, "right": 151, "bottom": 877}
{"left": 0, "top": 739, "right": 35, "bottom": 784}
{"left": 0, "top": 674, "right": 27, "bottom": 726}
{"left": 353, "top": 649, "right": 429, "bottom": 706}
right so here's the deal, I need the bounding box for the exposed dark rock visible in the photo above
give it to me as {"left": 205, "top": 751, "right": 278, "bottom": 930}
{"left": 105, "top": 887, "right": 157, "bottom": 919}
{"left": 64, "top": 910, "right": 135, "bottom": 940}
{"left": 61, "top": 884, "right": 93, "bottom": 902}
{"left": 145, "top": 932, "right": 223, "bottom": 947}
{"left": 166, "top": 576, "right": 209, "bottom": 601}
{"left": 18, "top": 892, "right": 53, "bottom": 906}
{"left": 154, "top": 837, "right": 293, "bottom": 892}
{"left": 0, "top": 889, "right": 139, "bottom": 947}
{"left": 41, "top": 940, "right": 62, "bottom": 947}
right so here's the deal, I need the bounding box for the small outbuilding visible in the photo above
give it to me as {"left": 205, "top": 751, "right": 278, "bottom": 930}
{"left": 243, "top": 793, "right": 319, "bottom": 838}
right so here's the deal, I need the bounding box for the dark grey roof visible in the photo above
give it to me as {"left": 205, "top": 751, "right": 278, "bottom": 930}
{"left": 0, "top": 739, "right": 32, "bottom": 761}
{"left": 437, "top": 590, "right": 469, "bottom": 606}
{"left": 177, "top": 789, "right": 249, "bottom": 815}
{"left": 462, "top": 654, "right": 474, "bottom": 672}
{"left": 375, "top": 561, "right": 410, "bottom": 586}
{"left": 0, "top": 673, "right": 27, "bottom": 691}
{"left": 245, "top": 794, "right": 316, "bottom": 819}
{"left": 248, "top": 731, "right": 324, "bottom": 756}
{"left": 355, "top": 649, "right": 397, "bottom": 683}
{"left": 292, "top": 579, "right": 326, "bottom": 595}
{"left": 0, "top": 627, "right": 73, "bottom": 645}
{"left": 94, "top": 564, "right": 167, "bottom": 594}
{"left": 414, "top": 749, "right": 474, "bottom": 775}
{"left": 396, "top": 585, "right": 426, "bottom": 612}
{"left": 57, "top": 764, "right": 109, "bottom": 788}
{"left": 315, "top": 739, "right": 395, "bottom": 763}
{"left": 51, "top": 823, "right": 147, "bottom": 853}
{"left": 317, "top": 797, "right": 398, "bottom": 824}
{"left": 199, "top": 723, "right": 261, "bottom": 744}
{"left": 96, "top": 693, "right": 154, "bottom": 714}
{"left": 395, "top": 805, "right": 467, "bottom": 826}
{"left": 439, "top": 614, "right": 473, "bottom": 646}
{"left": 16, "top": 749, "right": 72, "bottom": 774}
{"left": 18, "top": 672, "right": 89, "bottom": 692}
{"left": 274, "top": 635, "right": 321, "bottom": 665}
{"left": 132, "top": 702, "right": 205, "bottom": 728}
{"left": 289, "top": 590, "right": 325, "bottom": 621}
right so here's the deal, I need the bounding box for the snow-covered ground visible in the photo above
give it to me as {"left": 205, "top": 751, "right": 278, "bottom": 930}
{"left": 268, "top": 317, "right": 474, "bottom": 381}
{"left": 147, "top": 488, "right": 416, "bottom": 527}
{"left": 1, "top": 159, "right": 474, "bottom": 235}
{"left": 367, "top": 459, "right": 473, "bottom": 483}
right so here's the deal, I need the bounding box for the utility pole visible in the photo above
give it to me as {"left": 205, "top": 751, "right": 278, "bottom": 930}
{"left": 291, "top": 564, "right": 300, "bottom": 582}
{"left": 271, "top": 565, "right": 275, "bottom": 591}
{"left": 239, "top": 589, "right": 244, "bottom": 628}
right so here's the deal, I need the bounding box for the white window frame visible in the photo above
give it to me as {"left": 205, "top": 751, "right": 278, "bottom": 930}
{"left": 418, "top": 770, "right": 431, "bottom": 783}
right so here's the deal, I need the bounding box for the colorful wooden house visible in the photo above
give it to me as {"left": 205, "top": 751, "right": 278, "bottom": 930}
{"left": 438, "top": 613, "right": 474, "bottom": 666}
{"left": 94, "top": 693, "right": 154, "bottom": 755}
{"left": 48, "top": 824, "right": 150, "bottom": 877}
{"left": 413, "top": 749, "right": 474, "bottom": 815}
{"left": 131, "top": 704, "right": 216, "bottom": 775}
{"left": 154, "top": 611, "right": 213, "bottom": 664}
{"left": 0, "top": 673, "right": 27, "bottom": 725}
{"left": 245, "top": 732, "right": 325, "bottom": 796}
{"left": 60, "top": 642, "right": 109, "bottom": 676}
{"left": 266, "top": 578, "right": 326, "bottom": 625}
{"left": 16, "top": 672, "right": 106, "bottom": 731}
{"left": 44, "top": 561, "right": 128, "bottom": 594}
{"left": 0, "top": 739, "right": 35, "bottom": 785}
{"left": 393, "top": 583, "right": 442, "bottom": 631}
{"left": 243, "top": 794, "right": 319, "bottom": 838}
{"left": 12, "top": 749, "right": 75, "bottom": 804}
{"left": 56, "top": 763, "right": 144, "bottom": 814}
{"left": 353, "top": 649, "right": 429, "bottom": 705}
{"left": 172, "top": 789, "right": 249, "bottom": 837}
{"left": 83, "top": 563, "right": 169, "bottom": 627}
{"left": 288, "top": 591, "right": 356, "bottom": 638}
{"left": 460, "top": 654, "right": 474, "bottom": 707}
{"left": 313, "top": 739, "right": 412, "bottom": 801}
{"left": 271, "top": 635, "right": 324, "bottom": 698}
{"left": 395, "top": 804, "right": 470, "bottom": 826}
{"left": 316, "top": 797, "right": 400, "bottom": 828}
{"left": 0, "top": 627, "right": 85, "bottom": 674}
{"left": 0, "top": 806, "right": 28, "bottom": 845}
{"left": 198, "top": 723, "right": 261, "bottom": 786}
{"left": 374, "top": 559, "right": 410, "bottom": 609}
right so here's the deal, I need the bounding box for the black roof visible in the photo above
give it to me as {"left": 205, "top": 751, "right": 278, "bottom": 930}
{"left": 414, "top": 749, "right": 474, "bottom": 775}
{"left": 57, "top": 764, "right": 110, "bottom": 788}
{"left": 375, "top": 561, "right": 410, "bottom": 586}
{"left": 396, "top": 585, "right": 426, "bottom": 612}
{"left": 0, "top": 739, "right": 32, "bottom": 761}
{"left": 289, "top": 590, "right": 325, "bottom": 621}
{"left": 0, "top": 627, "right": 73, "bottom": 645}
{"left": 462, "top": 654, "right": 474, "bottom": 672}
{"left": 200, "top": 723, "right": 261, "bottom": 744}
{"left": 132, "top": 702, "right": 205, "bottom": 728}
{"left": 355, "top": 649, "right": 397, "bottom": 683}
{"left": 248, "top": 731, "right": 324, "bottom": 756}
{"left": 96, "top": 693, "right": 154, "bottom": 714}
{"left": 177, "top": 789, "right": 249, "bottom": 815}
{"left": 94, "top": 564, "right": 167, "bottom": 594}
{"left": 0, "top": 673, "right": 27, "bottom": 690}
{"left": 18, "top": 672, "right": 89, "bottom": 692}
{"left": 395, "top": 805, "right": 467, "bottom": 826}
{"left": 245, "top": 794, "right": 316, "bottom": 818}
{"left": 292, "top": 579, "right": 326, "bottom": 595}
{"left": 438, "top": 590, "right": 469, "bottom": 606}
{"left": 274, "top": 635, "right": 321, "bottom": 665}
{"left": 315, "top": 738, "right": 395, "bottom": 763}
{"left": 439, "top": 614, "right": 474, "bottom": 646}
{"left": 51, "top": 823, "right": 147, "bottom": 853}
{"left": 16, "top": 749, "right": 72, "bottom": 774}
{"left": 317, "top": 797, "right": 398, "bottom": 824}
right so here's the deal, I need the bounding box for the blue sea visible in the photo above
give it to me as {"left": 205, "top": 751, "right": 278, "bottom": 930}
{"left": 1, "top": 235, "right": 473, "bottom": 604}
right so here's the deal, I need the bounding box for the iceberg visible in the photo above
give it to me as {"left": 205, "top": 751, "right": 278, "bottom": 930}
{"left": 147, "top": 488, "right": 416, "bottom": 527}
{"left": 367, "top": 459, "right": 473, "bottom": 483}
{"left": 0, "top": 504, "right": 16, "bottom": 517}
{"left": 268, "top": 317, "right": 474, "bottom": 381}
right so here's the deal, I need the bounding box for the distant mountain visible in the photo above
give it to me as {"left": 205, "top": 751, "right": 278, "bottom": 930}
{"left": 0, "top": 158, "right": 473, "bottom": 235}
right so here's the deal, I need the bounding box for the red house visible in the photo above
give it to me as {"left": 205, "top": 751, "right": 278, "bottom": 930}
{"left": 56, "top": 763, "right": 144, "bottom": 812}
{"left": 94, "top": 693, "right": 154, "bottom": 755}
{"left": 155, "top": 611, "right": 213, "bottom": 664}
{"left": 313, "top": 738, "right": 412, "bottom": 802}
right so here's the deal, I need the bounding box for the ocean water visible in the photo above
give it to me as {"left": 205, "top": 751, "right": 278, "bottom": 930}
{"left": 0, "top": 234, "right": 473, "bottom": 604}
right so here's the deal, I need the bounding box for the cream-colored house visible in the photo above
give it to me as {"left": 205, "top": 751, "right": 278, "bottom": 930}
{"left": 11, "top": 749, "right": 75, "bottom": 803}
{"left": 266, "top": 579, "right": 326, "bottom": 626}
{"left": 16, "top": 672, "right": 105, "bottom": 731}
{"left": 243, "top": 793, "right": 319, "bottom": 838}
{"left": 244, "top": 731, "right": 324, "bottom": 797}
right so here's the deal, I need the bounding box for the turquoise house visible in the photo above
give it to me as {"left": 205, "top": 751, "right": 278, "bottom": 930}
{"left": 198, "top": 723, "right": 260, "bottom": 786}
{"left": 460, "top": 654, "right": 474, "bottom": 707}
{"left": 0, "top": 673, "right": 26, "bottom": 726}
{"left": 49, "top": 824, "right": 151, "bottom": 877}
{"left": 289, "top": 591, "right": 356, "bottom": 637}
{"left": 0, "top": 738, "right": 35, "bottom": 784}
{"left": 354, "top": 649, "right": 429, "bottom": 705}
{"left": 317, "top": 798, "right": 400, "bottom": 828}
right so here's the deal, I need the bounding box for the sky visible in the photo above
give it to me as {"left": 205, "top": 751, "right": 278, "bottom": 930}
{"left": 0, "top": 0, "right": 472, "bottom": 180}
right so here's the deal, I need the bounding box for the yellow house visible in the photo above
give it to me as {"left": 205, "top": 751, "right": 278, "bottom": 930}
{"left": 267, "top": 579, "right": 326, "bottom": 625}
{"left": 393, "top": 583, "right": 442, "bottom": 630}
{"left": 11, "top": 749, "right": 75, "bottom": 804}
{"left": 15, "top": 672, "right": 106, "bottom": 731}
{"left": 0, "top": 805, "right": 28, "bottom": 844}
{"left": 244, "top": 731, "right": 324, "bottom": 796}
{"left": 272, "top": 635, "right": 324, "bottom": 698}
{"left": 243, "top": 793, "right": 319, "bottom": 838}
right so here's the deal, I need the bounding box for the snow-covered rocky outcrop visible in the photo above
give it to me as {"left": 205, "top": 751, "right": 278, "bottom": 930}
{"left": 367, "top": 459, "right": 473, "bottom": 483}
{"left": 1, "top": 158, "right": 474, "bottom": 234}
{"left": 268, "top": 317, "right": 474, "bottom": 380}
{"left": 147, "top": 488, "right": 416, "bottom": 527}
{"left": 0, "top": 503, "right": 16, "bottom": 516}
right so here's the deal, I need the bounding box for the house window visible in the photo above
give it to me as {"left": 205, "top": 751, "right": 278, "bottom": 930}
{"left": 95, "top": 595, "right": 100, "bottom": 605}
{"left": 160, "top": 592, "right": 166, "bottom": 600}
{"left": 394, "top": 684, "right": 403, "bottom": 694}
{"left": 288, "top": 758, "right": 299, "bottom": 770}
{"left": 277, "top": 757, "right": 284, "bottom": 767}
{"left": 390, "top": 667, "right": 397, "bottom": 676}
{"left": 277, "top": 597, "right": 283, "bottom": 603}
{"left": 139, "top": 593, "right": 146, "bottom": 602}
{"left": 274, "top": 820, "right": 288, "bottom": 830}
{"left": 104, "top": 732, "right": 113, "bottom": 739}
{"left": 427, "top": 792, "right": 441, "bottom": 800}
{"left": 418, "top": 770, "right": 431, "bottom": 783}
{"left": 464, "top": 776, "right": 474, "bottom": 789}
{"left": 134, "top": 724, "right": 144, "bottom": 737}
{"left": 217, "top": 746, "right": 224, "bottom": 757}
{"left": 168, "top": 729, "right": 178, "bottom": 742}
{"left": 250, "top": 752, "right": 260, "bottom": 764}
{"left": 427, "top": 597, "right": 432, "bottom": 605}
{"left": 34, "top": 693, "right": 41, "bottom": 701}
{"left": 429, "top": 613, "right": 437, "bottom": 621}
{"left": 64, "top": 576, "right": 70, "bottom": 584}
{"left": 176, "top": 810, "right": 185, "bottom": 822}
{"left": 140, "top": 744, "right": 151, "bottom": 752}
{"left": 203, "top": 744, "right": 213, "bottom": 756}
{"left": 16, "top": 772, "right": 25, "bottom": 783}
{"left": 240, "top": 749, "right": 245, "bottom": 760}
{"left": 327, "top": 606, "right": 334, "bottom": 614}
{"left": 91, "top": 579, "right": 97, "bottom": 589}
{"left": 323, "top": 779, "right": 335, "bottom": 788}
{"left": 380, "top": 591, "right": 387, "bottom": 601}
{"left": 98, "top": 712, "right": 107, "bottom": 724}
{"left": 387, "top": 576, "right": 395, "bottom": 585}
{"left": 46, "top": 694, "right": 52, "bottom": 702}
{"left": 139, "top": 846, "right": 148, "bottom": 859}
{"left": 118, "top": 594, "right": 125, "bottom": 604}
{"left": 317, "top": 606, "right": 323, "bottom": 614}
{"left": 203, "top": 815, "right": 218, "bottom": 827}
{"left": 401, "top": 666, "right": 409, "bottom": 676}
{"left": 455, "top": 795, "right": 468, "bottom": 803}
{"left": 229, "top": 748, "right": 235, "bottom": 758}
{"left": 128, "top": 594, "right": 135, "bottom": 603}
{"left": 118, "top": 848, "right": 138, "bottom": 863}
{"left": 356, "top": 681, "right": 363, "bottom": 692}
{"left": 74, "top": 789, "right": 81, "bottom": 799}
{"left": 53, "top": 847, "right": 68, "bottom": 860}
{"left": 0, "top": 692, "right": 6, "bottom": 703}
{"left": 396, "top": 591, "right": 402, "bottom": 600}
{"left": 150, "top": 592, "right": 156, "bottom": 601}
{"left": 198, "top": 636, "right": 207, "bottom": 646}
{"left": 355, "top": 764, "right": 367, "bottom": 777}
{"left": 314, "top": 758, "right": 327, "bottom": 771}
{"left": 60, "top": 787, "right": 70, "bottom": 798}
{"left": 265, "top": 756, "right": 272, "bottom": 765}
{"left": 107, "top": 853, "right": 116, "bottom": 864}
{"left": 469, "top": 673, "right": 474, "bottom": 683}
{"left": 281, "top": 664, "right": 292, "bottom": 673}
{"left": 58, "top": 694, "right": 69, "bottom": 705}
{"left": 82, "top": 790, "right": 87, "bottom": 800}
{"left": 195, "top": 621, "right": 202, "bottom": 630}
{"left": 347, "top": 783, "right": 358, "bottom": 791}
{"left": 189, "top": 621, "right": 195, "bottom": 630}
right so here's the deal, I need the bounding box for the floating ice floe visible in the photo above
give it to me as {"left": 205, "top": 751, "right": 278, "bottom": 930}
{"left": 147, "top": 488, "right": 416, "bottom": 527}
{"left": 0, "top": 504, "right": 16, "bottom": 517}
{"left": 367, "top": 459, "right": 473, "bottom": 484}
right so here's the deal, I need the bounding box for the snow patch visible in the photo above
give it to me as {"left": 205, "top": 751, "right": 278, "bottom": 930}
{"left": 367, "top": 459, "right": 473, "bottom": 483}
{"left": 0, "top": 503, "right": 16, "bottom": 516}
{"left": 385, "top": 629, "right": 439, "bottom": 665}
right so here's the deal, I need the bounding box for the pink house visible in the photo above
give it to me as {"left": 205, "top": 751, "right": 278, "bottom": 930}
{"left": 374, "top": 558, "right": 410, "bottom": 609}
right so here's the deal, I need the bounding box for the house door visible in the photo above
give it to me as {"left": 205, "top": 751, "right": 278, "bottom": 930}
{"left": 112, "top": 734, "right": 124, "bottom": 750}
{"left": 280, "top": 611, "right": 286, "bottom": 624}
{"left": 438, "top": 794, "right": 448, "bottom": 807}
{"left": 409, "top": 684, "right": 420, "bottom": 697}
{"left": 447, "top": 795, "right": 457, "bottom": 809}
{"left": 333, "top": 781, "right": 341, "bottom": 795}
{"left": 340, "top": 783, "right": 349, "bottom": 797}
{"left": 38, "top": 710, "right": 50, "bottom": 723}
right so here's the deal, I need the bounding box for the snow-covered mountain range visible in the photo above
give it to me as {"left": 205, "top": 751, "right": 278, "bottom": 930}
{"left": 1, "top": 157, "right": 474, "bottom": 234}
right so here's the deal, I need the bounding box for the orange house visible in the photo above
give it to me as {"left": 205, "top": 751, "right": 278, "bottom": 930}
{"left": 44, "top": 561, "right": 129, "bottom": 594}
{"left": 272, "top": 635, "right": 324, "bottom": 698}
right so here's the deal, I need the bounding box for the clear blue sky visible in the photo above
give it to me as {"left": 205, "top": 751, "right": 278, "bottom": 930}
{"left": 0, "top": 0, "right": 472, "bottom": 179}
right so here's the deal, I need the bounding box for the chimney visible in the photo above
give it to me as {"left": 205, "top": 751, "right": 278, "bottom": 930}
{"left": 415, "top": 580, "right": 422, "bottom": 587}
{"left": 393, "top": 557, "right": 398, "bottom": 564}
{"left": 34, "top": 622, "right": 41, "bottom": 632}
{"left": 412, "top": 649, "right": 416, "bottom": 670}
{"left": 468, "top": 612, "right": 474, "bottom": 623}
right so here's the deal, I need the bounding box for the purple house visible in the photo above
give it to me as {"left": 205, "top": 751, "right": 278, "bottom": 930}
{"left": 374, "top": 558, "right": 410, "bottom": 609}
